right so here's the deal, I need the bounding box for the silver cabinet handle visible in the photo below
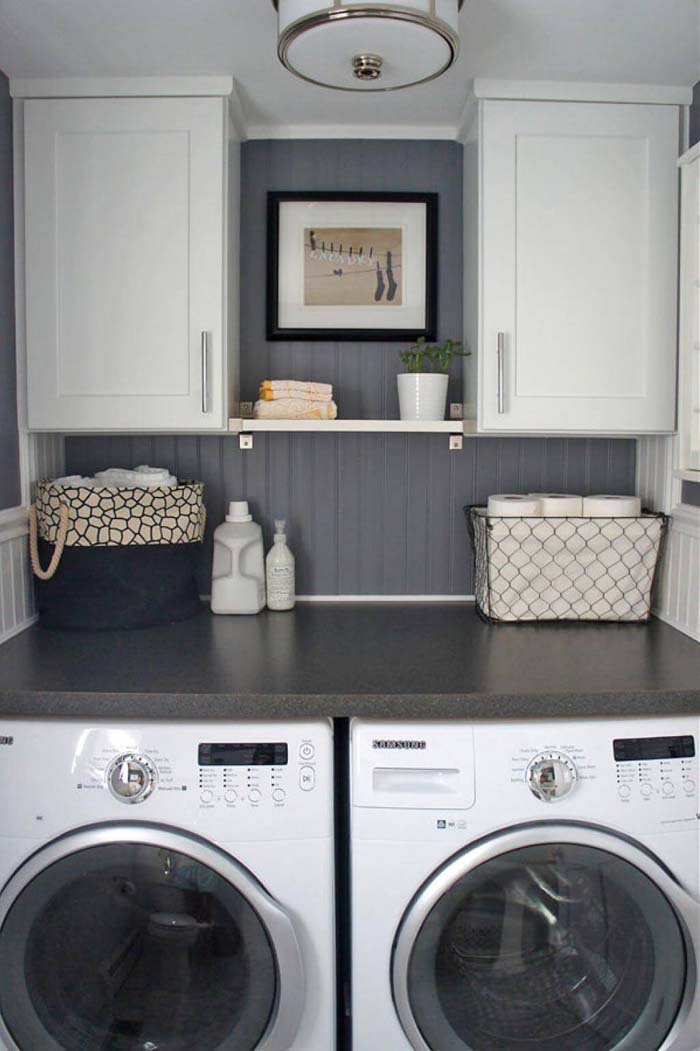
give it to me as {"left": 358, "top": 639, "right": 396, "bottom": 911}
{"left": 201, "top": 331, "right": 209, "bottom": 414}
{"left": 497, "top": 332, "right": 505, "bottom": 415}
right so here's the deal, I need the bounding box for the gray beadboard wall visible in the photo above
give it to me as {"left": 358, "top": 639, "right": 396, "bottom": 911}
{"left": 0, "top": 70, "right": 20, "bottom": 510}
{"left": 240, "top": 140, "right": 463, "bottom": 414}
{"left": 65, "top": 434, "right": 637, "bottom": 596}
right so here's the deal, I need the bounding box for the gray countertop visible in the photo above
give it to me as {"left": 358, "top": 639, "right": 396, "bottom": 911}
{"left": 0, "top": 603, "right": 699, "bottom": 720}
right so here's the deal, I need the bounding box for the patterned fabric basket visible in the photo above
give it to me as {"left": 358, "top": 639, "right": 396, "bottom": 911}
{"left": 465, "top": 506, "right": 667, "bottom": 624}
{"left": 29, "top": 480, "right": 206, "bottom": 630}
{"left": 34, "top": 480, "right": 205, "bottom": 548}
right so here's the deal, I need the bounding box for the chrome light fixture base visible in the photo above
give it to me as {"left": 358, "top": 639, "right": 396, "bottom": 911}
{"left": 272, "top": 2, "right": 465, "bottom": 92}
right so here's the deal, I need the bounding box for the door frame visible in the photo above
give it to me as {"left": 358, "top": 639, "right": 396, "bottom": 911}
{"left": 391, "top": 821, "right": 699, "bottom": 1051}
{"left": 0, "top": 823, "right": 305, "bottom": 1051}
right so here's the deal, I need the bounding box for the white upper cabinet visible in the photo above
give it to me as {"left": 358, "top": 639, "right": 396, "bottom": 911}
{"left": 22, "top": 92, "right": 235, "bottom": 431}
{"left": 468, "top": 95, "right": 680, "bottom": 433}
{"left": 678, "top": 145, "right": 700, "bottom": 473}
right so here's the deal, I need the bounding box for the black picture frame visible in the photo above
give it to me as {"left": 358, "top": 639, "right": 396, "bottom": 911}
{"left": 266, "top": 191, "right": 438, "bottom": 341}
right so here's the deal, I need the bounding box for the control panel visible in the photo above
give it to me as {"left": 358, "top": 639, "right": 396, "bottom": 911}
{"left": 614, "top": 735, "right": 697, "bottom": 803}
{"left": 351, "top": 718, "right": 700, "bottom": 844}
{"left": 0, "top": 719, "right": 333, "bottom": 842}
{"left": 197, "top": 737, "right": 319, "bottom": 811}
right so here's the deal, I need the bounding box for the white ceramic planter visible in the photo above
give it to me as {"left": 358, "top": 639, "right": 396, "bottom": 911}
{"left": 397, "top": 373, "right": 448, "bottom": 421}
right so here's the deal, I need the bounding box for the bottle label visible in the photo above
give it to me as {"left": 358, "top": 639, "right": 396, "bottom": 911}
{"left": 268, "top": 565, "right": 294, "bottom": 602}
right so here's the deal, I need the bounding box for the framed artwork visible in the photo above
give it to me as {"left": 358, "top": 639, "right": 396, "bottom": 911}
{"left": 267, "top": 191, "right": 437, "bottom": 341}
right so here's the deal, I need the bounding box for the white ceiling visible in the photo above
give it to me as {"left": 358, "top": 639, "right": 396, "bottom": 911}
{"left": 0, "top": 0, "right": 698, "bottom": 134}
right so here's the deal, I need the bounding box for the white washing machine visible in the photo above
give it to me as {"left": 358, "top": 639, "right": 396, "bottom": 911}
{"left": 351, "top": 716, "right": 700, "bottom": 1051}
{"left": 0, "top": 718, "right": 335, "bottom": 1051}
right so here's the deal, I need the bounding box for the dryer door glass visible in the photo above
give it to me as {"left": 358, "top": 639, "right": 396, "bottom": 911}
{"left": 402, "top": 842, "right": 687, "bottom": 1051}
{"left": 0, "top": 842, "right": 277, "bottom": 1051}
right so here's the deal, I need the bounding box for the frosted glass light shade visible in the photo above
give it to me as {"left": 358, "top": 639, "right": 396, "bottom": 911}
{"left": 273, "top": 0, "right": 463, "bottom": 91}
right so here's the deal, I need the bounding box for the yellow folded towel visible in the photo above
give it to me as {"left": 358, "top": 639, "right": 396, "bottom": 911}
{"left": 259, "top": 379, "right": 333, "bottom": 401}
{"left": 258, "top": 389, "right": 332, "bottom": 403}
{"left": 253, "top": 398, "right": 338, "bottom": 420}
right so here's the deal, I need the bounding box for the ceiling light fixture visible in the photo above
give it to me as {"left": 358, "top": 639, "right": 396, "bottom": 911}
{"left": 271, "top": 1, "right": 465, "bottom": 92}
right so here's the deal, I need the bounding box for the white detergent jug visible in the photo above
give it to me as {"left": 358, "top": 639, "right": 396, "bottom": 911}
{"left": 210, "top": 501, "right": 266, "bottom": 614}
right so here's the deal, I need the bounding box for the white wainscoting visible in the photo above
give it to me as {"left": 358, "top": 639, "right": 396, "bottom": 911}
{"left": 638, "top": 435, "right": 700, "bottom": 642}
{"left": 0, "top": 433, "right": 65, "bottom": 644}
{"left": 0, "top": 512, "right": 35, "bottom": 643}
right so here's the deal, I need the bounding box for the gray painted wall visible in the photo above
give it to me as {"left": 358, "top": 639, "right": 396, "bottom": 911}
{"left": 0, "top": 71, "right": 19, "bottom": 510}
{"left": 240, "top": 140, "right": 463, "bottom": 416}
{"left": 66, "top": 434, "right": 637, "bottom": 595}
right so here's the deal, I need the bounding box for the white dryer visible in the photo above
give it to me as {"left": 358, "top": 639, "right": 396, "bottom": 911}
{"left": 0, "top": 718, "right": 335, "bottom": 1051}
{"left": 351, "top": 716, "right": 700, "bottom": 1051}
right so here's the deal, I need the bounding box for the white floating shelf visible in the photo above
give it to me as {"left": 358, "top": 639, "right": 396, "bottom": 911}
{"left": 227, "top": 418, "right": 474, "bottom": 434}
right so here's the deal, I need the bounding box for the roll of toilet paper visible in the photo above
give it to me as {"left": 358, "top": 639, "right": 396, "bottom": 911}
{"left": 528, "top": 493, "right": 583, "bottom": 517}
{"left": 582, "top": 495, "right": 642, "bottom": 517}
{"left": 487, "top": 494, "right": 542, "bottom": 517}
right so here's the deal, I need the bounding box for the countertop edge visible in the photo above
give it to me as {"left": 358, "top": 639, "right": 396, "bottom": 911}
{"left": 1, "top": 688, "right": 699, "bottom": 720}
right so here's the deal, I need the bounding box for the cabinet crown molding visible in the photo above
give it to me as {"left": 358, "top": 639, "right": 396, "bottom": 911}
{"left": 472, "top": 79, "right": 692, "bottom": 106}
{"left": 10, "top": 76, "right": 234, "bottom": 99}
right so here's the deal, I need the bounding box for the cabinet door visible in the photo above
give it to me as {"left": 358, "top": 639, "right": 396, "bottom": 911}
{"left": 479, "top": 100, "right": 678, "bottom": 433}
{"left": 678, "top": 154, "right": 700, "bottom": 472}
{"left": 24, "top": 97, "right": 227, "bottom": 431}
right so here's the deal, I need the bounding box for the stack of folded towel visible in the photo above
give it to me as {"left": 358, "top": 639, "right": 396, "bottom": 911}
{"left": 254, "top": 380, "right": 338, "bottom": 420}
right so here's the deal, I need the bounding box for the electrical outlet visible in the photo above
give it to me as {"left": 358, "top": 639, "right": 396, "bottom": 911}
{"left": 449, "top": 434, "right": 463, "bottom": 451}
{"left": 449, "top": 402, "right": 464, "bottom": 420}
{"left": 239, "top": 434, "right": 253, "bottom": 450}
{"left": 240, "top": 401, "right": 254, "bottom": 418}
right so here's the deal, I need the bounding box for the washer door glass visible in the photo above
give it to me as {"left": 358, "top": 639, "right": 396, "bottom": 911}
{"left": 0, "top": 842, "right": 277, "bottom": 1051}
{"left": 402, "top": 842, "right": 687, "bottom": 1051}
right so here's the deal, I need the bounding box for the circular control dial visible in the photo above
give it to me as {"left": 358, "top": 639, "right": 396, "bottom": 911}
{"left": 107, "top": 753, "right": 156, "bottom": 804}
{"left": 526, "top": 751, "right": 577, "bottom": 803}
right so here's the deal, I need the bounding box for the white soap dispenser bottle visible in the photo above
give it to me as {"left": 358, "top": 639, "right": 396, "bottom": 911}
{"left": 266, "top": 519, "right": 295, "bottom": 611}
{"left": 210, "top": 501, "right": 266, "bottom": 615}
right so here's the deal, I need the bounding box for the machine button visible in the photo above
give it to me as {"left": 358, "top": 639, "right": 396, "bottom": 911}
{"left": 272, "top": 788, "right": 286, "bottom": 803}
{"left": 640, "top": 784, "right": 653, "bottom": 798}
{"left": 617, "top": 784, "right": 631, "bottom": 799}
{"left": 107, "top": 753, "right": 156, "bottom": 804}
{"left": 224, "top": 789, "right": 238, "bottom": 804}
{"left": 662, "top": 781, "right": 675, "bottom": 796}
{"left": 299, "top": 743, "right": 315, "bottom": 761}
{"left": 248, "top": 788, "right": 262, "bottom": 804}
{"left": 683, "top": 780, "right": 696, "bottom": 795}
{"left": 526, "top": 751, "right": 577, "bottom": 802}
{"left": 200, "top": 789, "right": 214, "bottom": 804}
{"left": 299, "top": 766, "right": 316, "bottom": 791}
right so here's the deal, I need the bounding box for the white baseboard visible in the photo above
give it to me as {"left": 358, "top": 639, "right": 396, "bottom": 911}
{"left": 653, "top": 608, "right": 700, "bottom": 644}
{"left": 295, "top": 595, "right": 474, "bottom": 602}
{"left": 0, "top": 613, "right": 38, "bottom": 645}
{"left": 200, "top": 594, "right": 474, "bottom": 604}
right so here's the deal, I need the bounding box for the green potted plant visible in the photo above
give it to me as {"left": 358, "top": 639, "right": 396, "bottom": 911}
{"left": 397, "top": 337, "right": 465, "bottom": 421}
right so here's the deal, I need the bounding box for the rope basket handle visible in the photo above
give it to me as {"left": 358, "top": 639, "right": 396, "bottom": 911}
{"left": 28, "top": 504, "right": 70, "bottom": 581}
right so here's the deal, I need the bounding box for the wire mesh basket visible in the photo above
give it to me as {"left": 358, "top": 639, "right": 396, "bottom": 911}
{"left": 465, "top": 507, "right": 668, "bottom": 624}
